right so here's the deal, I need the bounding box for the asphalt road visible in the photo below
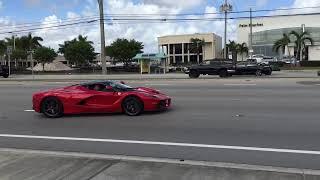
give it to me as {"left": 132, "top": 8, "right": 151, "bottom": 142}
{"left": 0, "top": 78, "right": 320, "bottom": 169}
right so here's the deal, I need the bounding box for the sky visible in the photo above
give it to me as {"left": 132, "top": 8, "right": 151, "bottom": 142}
{"left": 0, "top": 0, "right": 318, "bottom": 53}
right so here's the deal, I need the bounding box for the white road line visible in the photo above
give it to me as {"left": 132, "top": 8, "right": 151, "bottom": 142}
{"left": 224, "top": 84, "right": 257, "bottom": 86}
{"left": 24, "top": 110, "right": 35, "bottom": 112}
{"left": 0, "top": 134, "right": 320, "bottom": 155}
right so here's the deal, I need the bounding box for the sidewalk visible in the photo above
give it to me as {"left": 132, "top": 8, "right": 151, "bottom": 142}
{"left": 0, "top": 148, "right": 319, "bottom": 180}
{"left": 1, "top": 71, "right": 319, "bottom": 81}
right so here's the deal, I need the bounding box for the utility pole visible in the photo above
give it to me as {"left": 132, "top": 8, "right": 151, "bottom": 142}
{"left": 7, "top": 46, "right": 12, "bottom": 76}
{"left": 220, "top": 0, "right": 232, "bottom": 59}
{"left": 300, "top": 24, "right": 305, "bottom": 63}
{"left": 249, "top": 8, "right": 253, "bottom": 58}
{"left": 98, "top": 0, "right": 107, "bottom": 74}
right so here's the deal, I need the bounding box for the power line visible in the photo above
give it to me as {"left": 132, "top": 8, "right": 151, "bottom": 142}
{"left": 2, "top": 11, "right": 320, "bottom": 36}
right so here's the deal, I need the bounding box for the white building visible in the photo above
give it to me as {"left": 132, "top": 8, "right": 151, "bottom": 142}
{"left": 237, "top": 14, "right": 320, "bottom": 61}
{"left": 158, "top": 33, "right": 222, "bottom": 65}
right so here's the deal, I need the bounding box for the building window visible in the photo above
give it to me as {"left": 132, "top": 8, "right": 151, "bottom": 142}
{"left": 190, "top": 55, "right": 198, "bottom": 64}
{"left": 174, "top": 44, "right": 182, "bottom": 54}
{"left": 199, "top": 55, "right": 203, "bottom": 63}
{"left": 169, "top": 44, "right": 174, "bottom": 54}
{"left": 175, "top": 56, "right": 182, "bottom": 65}
{"left": 184, "top": 43, "right": 189, "bottom": 54}
{"left": 169, "top": 56, "right": 174, "bottom": 65}
{"left": 184, "top": 55, "right": 188, "bottom": 64}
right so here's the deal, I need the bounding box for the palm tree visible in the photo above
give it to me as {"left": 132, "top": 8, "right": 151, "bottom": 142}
{"left": 226, "top": 40, "right": 238, "bottom": 62}
{"left": 273, "top": 33, "right": 291, "bottom": 58}
{"left": 290, "top": 30, "right": 313, "bottom": 63}
{"left": 237, "top": 42, "right": 249, "bottom": 61}
{"left": 189, "top": 38, "right": 205, "bottom": 63}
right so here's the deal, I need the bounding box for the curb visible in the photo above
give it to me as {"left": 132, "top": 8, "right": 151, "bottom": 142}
{"left": 0, "top": 148, "right": 319, "bottom": 176}
{"left": 1, "top": 77, "right": 319, "bottom": 82}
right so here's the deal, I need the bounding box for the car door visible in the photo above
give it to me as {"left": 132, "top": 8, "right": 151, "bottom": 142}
{"left": 84, "top": 83, "right": 120, "bottom": 110}
{"left": 209, "top": 61, "right": 220, "bottom": 74}
{"left": 246, "top": 62, "right": 259, "bottom": 74}
{"left": 235, "top": 62, "right": 247, "bottom": 74}
{"left": 198, "top": 60, "right": 212, "bottom": 74}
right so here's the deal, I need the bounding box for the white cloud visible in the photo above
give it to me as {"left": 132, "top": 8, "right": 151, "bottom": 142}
{"left": 143, "top": 0, "right": 205, "bottom": 9}
{"left": 30, "top": 1, "right": 234, "bottom": 53}
{"left": 256, "top": 0, "right": 268, "bottom": 7}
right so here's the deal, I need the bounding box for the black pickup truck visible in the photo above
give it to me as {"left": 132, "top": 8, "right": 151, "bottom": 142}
{"left": 0, "top": 65, "right": 9, "bottom": 78}
{"left": 184, "top": 59, "right": 272, "bottom": 78}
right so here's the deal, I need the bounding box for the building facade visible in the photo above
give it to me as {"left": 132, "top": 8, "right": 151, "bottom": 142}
{"left": 237, "top": 14, "right": 320, "bottom": 61}
{"left": 158, "top": 33, "right": 222, "bottom": 65}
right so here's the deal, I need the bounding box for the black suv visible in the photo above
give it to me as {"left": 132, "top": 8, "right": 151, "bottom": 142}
{"left": 0, "top": 65, "right": 9, "bottom": 78}
{"left": 184, "top": 59, "right": 235, "bottom": 78}
{"left": 185, "top": 59, "right": 273, "bottom": 78}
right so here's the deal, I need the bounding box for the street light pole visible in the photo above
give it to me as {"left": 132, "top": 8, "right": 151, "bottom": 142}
{"left": 98, "top": 0, "right": 107, "bottom": 75}
{"left": 220, "top": 0, "right": 232, "bottom": 59}
{"left": 249, "top": 8, "right": 253, "bottom": 58}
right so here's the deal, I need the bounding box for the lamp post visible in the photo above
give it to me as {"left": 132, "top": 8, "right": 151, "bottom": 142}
{"left": 220, "top": 0, "right": 232, "bottom": 59}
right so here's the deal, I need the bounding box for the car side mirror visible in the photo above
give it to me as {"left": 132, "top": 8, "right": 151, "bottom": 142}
{"left": 120, "top": 81, "right": 126, "bottom": 84}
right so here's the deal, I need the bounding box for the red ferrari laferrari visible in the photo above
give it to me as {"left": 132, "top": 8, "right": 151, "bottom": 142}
{"left": 32, "top": 80, "right": 171, "bottom": 118}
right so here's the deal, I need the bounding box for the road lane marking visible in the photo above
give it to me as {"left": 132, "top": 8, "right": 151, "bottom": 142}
{"left": 24, "top": 110, "right": 35, "bottom": 112}
{"left": 224, "top": 84, "right": 257, "bottom": 86}
{"left": 0, "top": 134, "right": 320, "bottom": 155}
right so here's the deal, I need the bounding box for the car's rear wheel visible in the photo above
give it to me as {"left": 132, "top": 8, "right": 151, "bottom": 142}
{"left": 2, "top": 74, "right": 8, "bottom": 78}
{"left": 256, "top": 69, "right": 263, "bottom": 76}
{"left": 189, "top": 70, "right": 200, "bottom": 78}
{"left": 41, "top": 97, "right": 64, "bottom": 118}
{"left": 219, "top": 69, "right": 228, "bottom": 78}
{"left": 122, "top": 97, "right": 143, "bottom": 116}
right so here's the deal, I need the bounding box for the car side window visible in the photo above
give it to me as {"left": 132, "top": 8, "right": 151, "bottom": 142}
{"left": 210, "top": 61, "right": 220, "bottom": 66}
{"left": 87, "top": 84, "right": 107, "bottom": 92}
{"left": 203, "top": 61, "right": 211, "bottom": 65}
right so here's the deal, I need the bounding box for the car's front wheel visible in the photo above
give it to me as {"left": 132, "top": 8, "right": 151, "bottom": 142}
{"left": 41, "top": 97, "right": 64, "bottom": 118}
{"left": 122, "top": 97, "right": 143, "bottom": 116}
{"left": 2, "top": 74, "right": 8, "bottom": 78}
{"left": 189, "top": 70, "right": 200, "bottom": 78}
{"left": 219, "top": 69, "right": 228, "bottom": 78}
{"left": 264, "top": 68, "right": 272, "bottom": 75}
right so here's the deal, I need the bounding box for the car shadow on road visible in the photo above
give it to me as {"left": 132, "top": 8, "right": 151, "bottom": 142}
{"left": 38, "top": 109, "right": 174, "bottom": 119}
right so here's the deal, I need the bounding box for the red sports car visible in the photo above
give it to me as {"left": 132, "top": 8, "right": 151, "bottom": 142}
{"left": 32, "top": 80, "right": 171, "bottom": 118}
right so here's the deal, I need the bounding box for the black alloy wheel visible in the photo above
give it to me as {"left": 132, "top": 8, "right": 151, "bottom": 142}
{"left": 41, "top": 97, "right": 63, "bottom": 118}
{"left": 256, "top": 69, "right": 263, "bottom": 76}
{"left": 219, "top": 69, "right": 228, "bottom": 78}
{"left": 189, "top": 70, "right": 200, "bottom": 78}
{"left": 122, "top": 97, "right": 143, "bottom": 116}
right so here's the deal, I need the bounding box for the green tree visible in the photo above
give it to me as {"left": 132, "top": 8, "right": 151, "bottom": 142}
{"left": 105, "top": 38, "right": 143, "bottom": 66}
{"left": 273, "top": 33, "right": 291, "bottom": 58}
{"left": 59, "top": 35, "right": 96, "bottom": 66}
{"left": 237, "top": 42, "right": 248, "bottom": 61}
{"left": 189, "top": 38, "right": 205, "bottom": 63}
{"left": 290, "top": 30, "right": 314, "bottom": 62}
{"left": 226, "top": 40, "right": 238, "bottom": 62}
{"left": 33, "top": 47, "right": 57, "bottom": 71}
{"left": 11, "top": 49, "right": 28, "bottom": 60}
